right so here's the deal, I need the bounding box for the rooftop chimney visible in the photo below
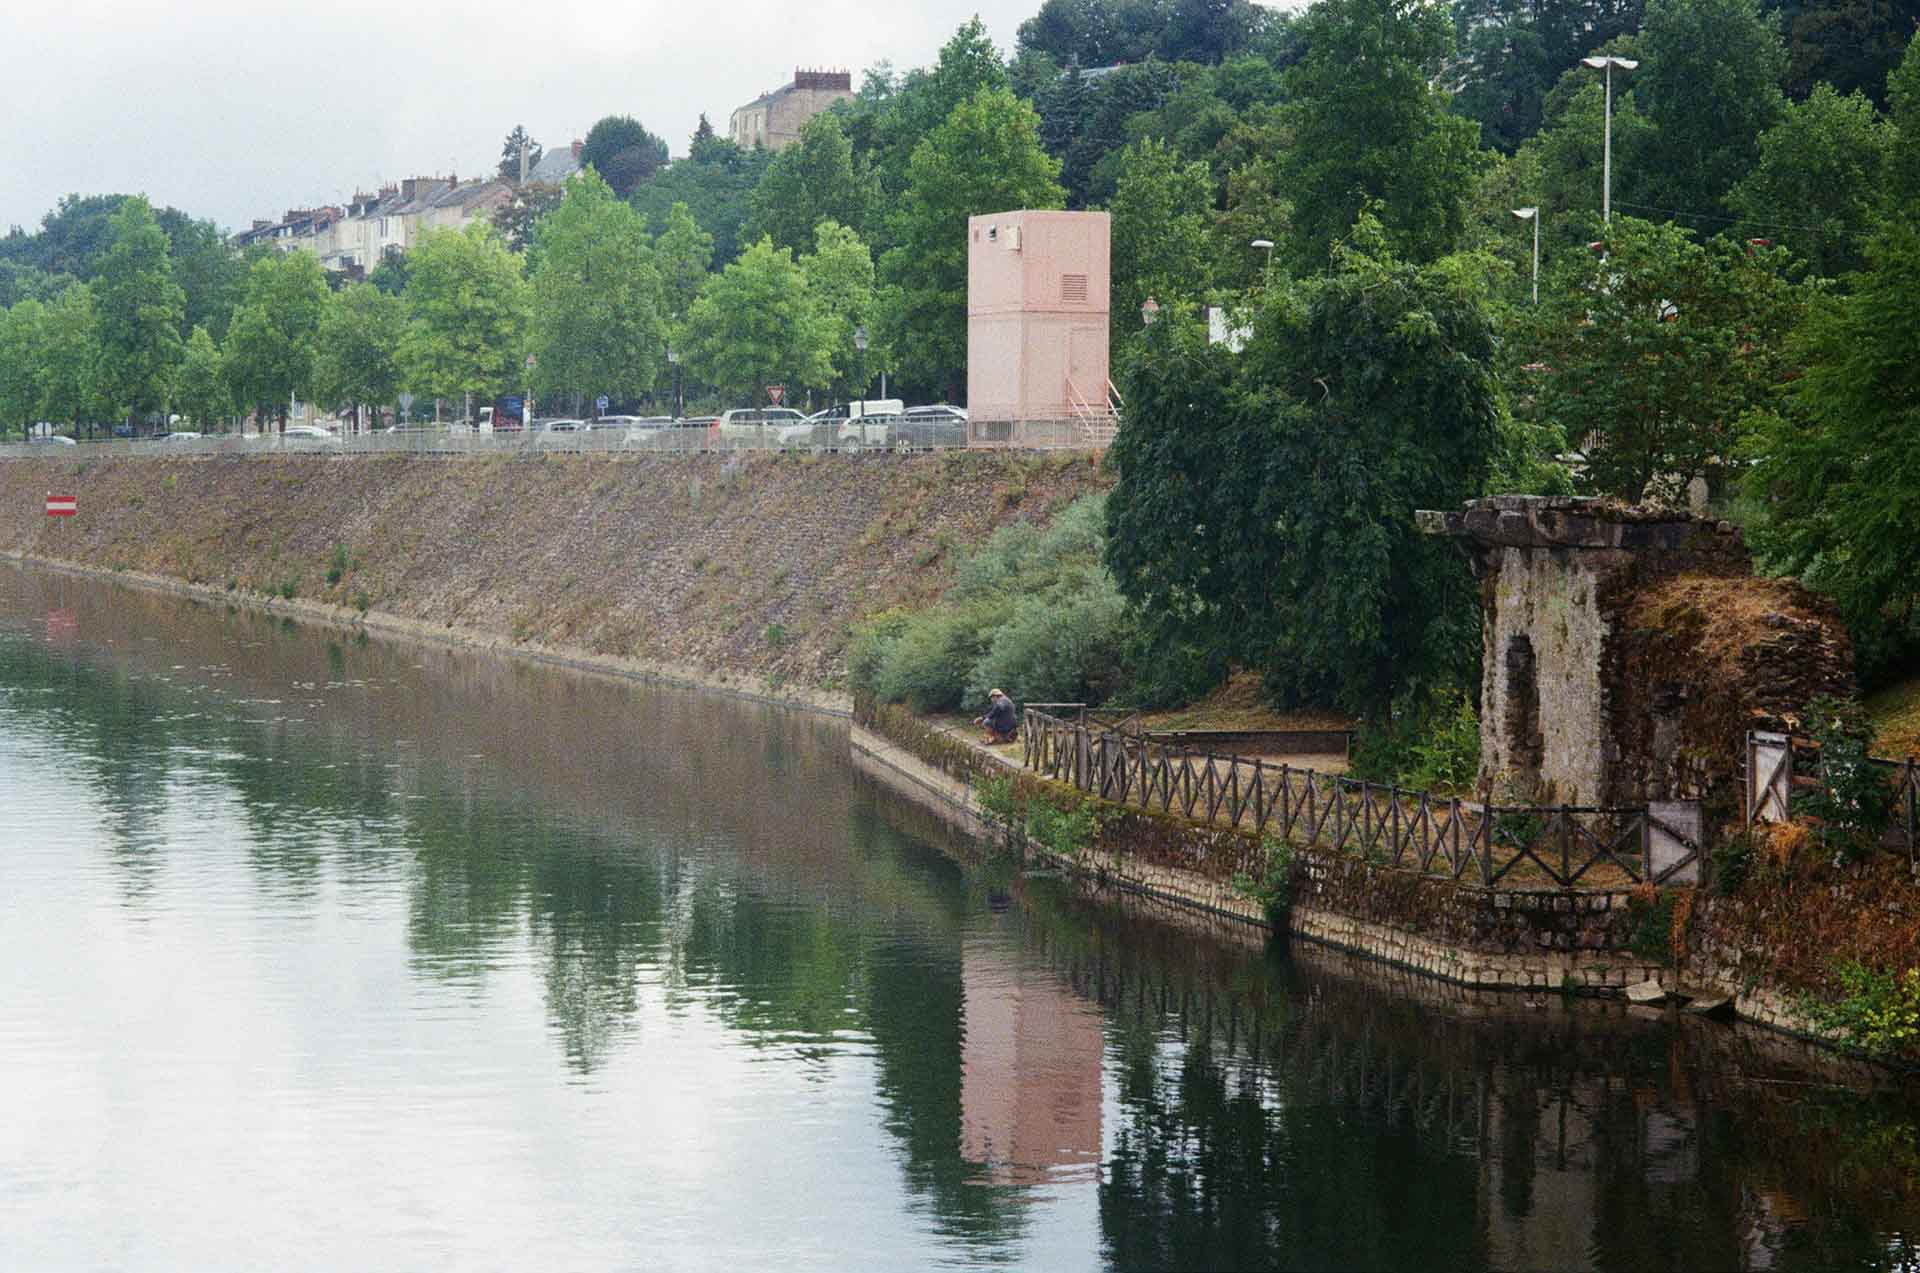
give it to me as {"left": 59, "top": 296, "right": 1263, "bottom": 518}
{"left": 571, "top": 138, "right": 583, "bottom": 158}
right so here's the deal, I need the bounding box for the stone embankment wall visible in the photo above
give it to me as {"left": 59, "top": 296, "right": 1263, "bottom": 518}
{"left": 0, "top": 450, "right": 1108, "bottom": 703}
{"left": 853, "top": 701, "right": 1670, "bottom": 994}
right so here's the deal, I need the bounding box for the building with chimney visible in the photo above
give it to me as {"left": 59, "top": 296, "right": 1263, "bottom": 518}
{"left": 728, "top": 69, "right": 854, "bottom": 150}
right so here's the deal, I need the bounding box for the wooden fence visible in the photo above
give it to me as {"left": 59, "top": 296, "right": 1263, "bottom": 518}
{"left": 1746, "top": 730, "right": 1920, "bottom": 861}
{"left": 1022, "top": 710, "right": 1699, "bottom": 889}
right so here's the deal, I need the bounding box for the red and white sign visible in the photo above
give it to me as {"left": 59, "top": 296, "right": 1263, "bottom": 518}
{"left": 45, "top": 495, "right": 76, "bottom": 518}
{"left": 766, "top": 384, "right": 785, "bottom": 406}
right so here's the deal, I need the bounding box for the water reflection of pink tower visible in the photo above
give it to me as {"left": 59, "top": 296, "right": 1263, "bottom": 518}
{"left": 960, "top": 936, "right": 1105, "bottom": 1185}
{"left": 965, "top": 210, "right": 1113, "bottom": 437}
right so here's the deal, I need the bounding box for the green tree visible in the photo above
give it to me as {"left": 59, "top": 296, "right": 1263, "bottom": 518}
{"left": 799, "top": 220, "right": 889, "bottom": 396}
{"left": 397, "top": 224, "right": 530, "bottom": 408}
{"left": 1447, "top": 0, "right": 1648, "bottom": 154}
{"left": 881, "top": 86, "right": 1065, "bottom": 400}
{"left": 36, "top": 283, "right": 106, "bottom": 434}
{"left": 312, "top": 283, "right": 404, "bottom": 426}
{"left": 1105, "top": 223, "right": 1502, "bottom": 714}
{"left": 171, "top": 325, "right": 230, "bottom": 431}
{"left": 499, "top": 125, "right": 544, "bottom": 184}
{"left": 1632, "top": 0, "right": 1787, "bottom": 226}
{"left": 93, "top": 195, "right": 185, "bottom": 426}
{"left": 1108, "top": 138, "right": 1217, "bottom": 349}
{"left": 1278, "top": 0, "right": 1483, "bottom": 267}
{"left": 1744, "top": 219, "right": 1920, "bottom": 667}
{"left": 682, "top": 237, "right": 832, "bottom": 403}
{"left": 580, "top": 115, "right": 670, "bottom": 197}
{"left": 630, "top": 139, "right": 772, "bottom": 267}
{"left": 155, "top": 210, "right": 247, "bottom": 341}
{"left": 222, "top": 250, "right": 331, "bottom": 429}
{"left": 490, "top": 182, "right": 566, "bottom": 254}
{"left": 1727, "top": 84, "right": 1891, "bottom": 279}
{"left": 527, "top": 169, "right": 665, "bottom": 406}
{"left": 1520, "top": 216, "right": 1806, "bottom": 503}
{"left": 1781, "top": 0, "right": 1914, "bottom": 105}
{"left": 0, "top": 299, "right": 49, "bottom": 438}
{"left": 745, "top": 113, "right": 877, "bottom": 251}
{"left": 1887, "top": 37, "right": 1920, "bottom": 206}
{"left": 655, "top": 201, "right": 713, "bottom": 326}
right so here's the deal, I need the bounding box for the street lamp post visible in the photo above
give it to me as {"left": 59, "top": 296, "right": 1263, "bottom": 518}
{"left": 852, "top": 325, "right": 869, "bottom": 402}
{"left": 1580, "top": 55, "right": 1639, "bottom": 224}
{"left": 1511, "top": 207, "right": 1540, "bottom": 304}
{"left": 1249, "top": 238, "right": 1274, "bottom": 289}
{"left": 1140, "top": 296, "right": 1160, "bottom": 326}
{"left": 665, "top": 346, "right": 682, "bottom": 419}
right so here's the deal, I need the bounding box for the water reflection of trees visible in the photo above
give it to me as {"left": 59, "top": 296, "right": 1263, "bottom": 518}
{"left": 1009, "top": 886, "right": 1920, "bottom": 1271}
{"left": 13, "top": 566, "right": 1920, "bottom": 1271}
{"left": 0, "top": 567, "right": 1035, "bottom": 1251}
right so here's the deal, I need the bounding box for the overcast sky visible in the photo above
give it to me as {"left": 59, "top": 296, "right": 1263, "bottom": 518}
{"left": 2, "top": 0, "right": 1050, "bottom": 236}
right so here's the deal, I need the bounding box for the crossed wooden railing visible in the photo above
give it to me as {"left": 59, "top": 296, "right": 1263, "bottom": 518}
{"left": 1022, "top": 709, "right": 1698, "bottom": 888}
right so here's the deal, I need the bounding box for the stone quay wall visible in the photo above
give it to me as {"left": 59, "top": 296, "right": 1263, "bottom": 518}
{"left": 854, "top": 700, "right": 1670, "bottom": 994}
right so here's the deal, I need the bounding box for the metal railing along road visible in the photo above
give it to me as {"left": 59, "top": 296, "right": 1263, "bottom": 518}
{"left": 0, "top": 417, "right": 1118, "bottom": 461}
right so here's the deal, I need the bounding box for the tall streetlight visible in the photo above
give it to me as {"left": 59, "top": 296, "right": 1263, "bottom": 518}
{"left": 1250, "top": 238, "right": 1275, "bottom": 289}
{"left": 665, "top": 345, "right": 683, "bottom": 419}
{"left": 852, "top": 325, "right": 869, "bottom": 403}
{"left": 1581, "top": 55, "right": 1638, "bottom": 224}
{"left": 1511, "top": 207, "right": 1540, "bottom": 304}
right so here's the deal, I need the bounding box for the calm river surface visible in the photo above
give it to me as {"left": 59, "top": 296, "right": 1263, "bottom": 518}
{"left": 3, "top": 563, "right": 1918, "bottom": 1271}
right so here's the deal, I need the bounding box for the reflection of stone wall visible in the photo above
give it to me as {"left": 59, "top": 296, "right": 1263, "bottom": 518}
{"left": 1421, "top": 497, "right": 1852, "bottom": 818}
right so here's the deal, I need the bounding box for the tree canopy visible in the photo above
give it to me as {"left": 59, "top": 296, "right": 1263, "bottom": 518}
{"left": 579, "top": 115, "right": 670, "bottom": 197}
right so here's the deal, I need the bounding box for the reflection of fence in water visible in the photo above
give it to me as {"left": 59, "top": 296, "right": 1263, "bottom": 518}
{"left": 1021, "top": 710, "right": 1697, "bottom": 889}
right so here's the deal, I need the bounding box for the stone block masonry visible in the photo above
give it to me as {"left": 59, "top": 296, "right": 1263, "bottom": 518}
{"left": 1421, "top": 496, "right": 1852, "bottom": 825}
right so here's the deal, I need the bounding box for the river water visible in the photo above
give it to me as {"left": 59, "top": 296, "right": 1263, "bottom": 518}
{"left": 2, "top": 563, "right": 1917, "bottom": 1272}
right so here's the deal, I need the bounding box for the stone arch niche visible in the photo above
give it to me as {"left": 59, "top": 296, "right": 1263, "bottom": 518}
{"left": 1417, "top": 497, "right": 1853, "bottom": 829}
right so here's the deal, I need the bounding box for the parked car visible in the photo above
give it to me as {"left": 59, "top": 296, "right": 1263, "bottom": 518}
{"left": 715, "top": 407, "right": 806, "bottom": 445}
{"left": 28, "top": 433, "right": 77, "bottom": 446}
{"left": 539, "top": 418, "right": 586, "bottom": 432}
{"left": 282, "top": 424, "right": 341, "bottom": 444}
{"left": 112, "top": 423, "right": 135, "bottom": 439}
{"left": 162, "top": 431, "right": 203, "bottom": 443}
{"left": 894, "top": 405, "right": 970, "bottom": 449}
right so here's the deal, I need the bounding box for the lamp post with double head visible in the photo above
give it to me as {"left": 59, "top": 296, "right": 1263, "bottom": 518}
{"left": 1580, "top": 55, "right": 1639, "bottom": 224}
{"left": 1512, "top": 207, "right": 1540, "bottom": 304}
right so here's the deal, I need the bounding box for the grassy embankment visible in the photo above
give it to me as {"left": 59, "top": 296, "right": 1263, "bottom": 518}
{"left": 0, "top": 449, "right": 1109, "bottom": 702}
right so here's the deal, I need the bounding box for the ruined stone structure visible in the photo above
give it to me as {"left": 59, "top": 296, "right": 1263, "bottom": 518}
{"left": 1419, "top": 497, "right": 1852, "bottom": 825}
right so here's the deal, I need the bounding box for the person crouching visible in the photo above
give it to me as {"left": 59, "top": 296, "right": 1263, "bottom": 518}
{"left": 976, "top": 689, "right": 1018, "bottom": 744}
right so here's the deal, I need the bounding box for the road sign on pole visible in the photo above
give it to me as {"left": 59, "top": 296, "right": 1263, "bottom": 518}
{"left": 766, "top": 384, "right": 785, "bottom": 406}
{"left": 45, "top": 494, "right": 77, "bottom": 517}
{"left": 596, "top": 395, "right": 609, "bottom": 413}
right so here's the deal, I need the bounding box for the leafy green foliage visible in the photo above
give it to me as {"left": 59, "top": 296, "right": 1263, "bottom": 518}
{"left": 579, "top": 115, "right": 669, "bottom": 197}
{"left": 745, "top": 113, "right": 878, "bottom": 252}
{"left": 1277, "top": 0, "right": 1482, "bottom": 267}
{"left": 799, "top": 221, "right": 889, "bottom": 397}
{"left": 1633, "top": 0, "right": 1787, "bottom": 225}
{"left": 1727, "top": 83, "right": 1891, "bottom": 278}
{"left": 1520, "top": 216, "right": 1806, "bottom": 503}
{"left": 881, "top": 85, "right": 1064, "bottom": 399}
{"left": 1108, "top": 138, "right": 1216, "bottom": 349}
{"left": 682, "top": 237, "right": 833, "bottom": 403}
{"left": 630, "top": 139, "right": 772, "bottom": 269}
{"left": 93, "top": 196, "right": 185, "bottom": 423}
{"left": 223, "top": 251, "right": 330, "bottom": 422}
{"left": 1105, "top": 223, "right": 1500, "bottom": 715}
{"left": 654, "top": 201, "right": 713, "bottom": 327}
{"left": 527, "top": 169, "right": 665, "bottom": 403}
{"left": 854, "top": 494, "right": 1132, "bottom": 712}
{"left": 172, "top": 325, "right": 230, "bottom": 429}
{"left": 1796, "top": 695, "right": 1893, "bottom": 863}
{"left": 1801, "top": 961, "right": 1920, "bottom": 1057}
{"left": 1447, "top": 0, "right": 1647, "bottom": 154}
{"left": 1231, "top": 832, "right": 1295, "bottom": 926}
{"left": 395, "top": 224, "right": 529, "bottom": 404}
{"left": 498, "top": 125, "right": 543, "bottom": 184}
{"left": 1743, "top": 219, "right": 1920, "bottom": 648}
{"left": 312, "top": 283, "right": 404, "bottom": 415}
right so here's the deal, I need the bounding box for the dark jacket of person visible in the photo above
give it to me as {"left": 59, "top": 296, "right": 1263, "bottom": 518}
{"left": 984, "top": 695, "right": 1017, "bottom": 734}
